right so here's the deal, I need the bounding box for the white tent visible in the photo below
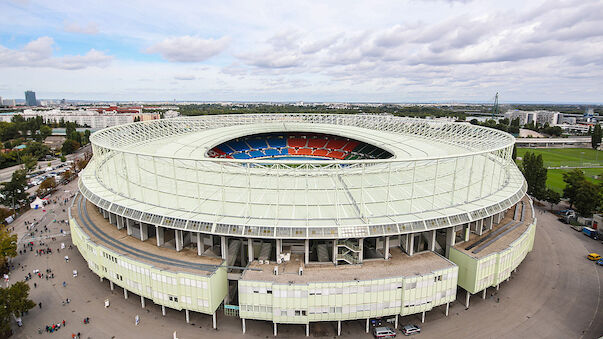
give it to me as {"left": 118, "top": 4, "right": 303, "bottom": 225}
{"left": 30, "top": 197, "right": 46, "bottom": 210}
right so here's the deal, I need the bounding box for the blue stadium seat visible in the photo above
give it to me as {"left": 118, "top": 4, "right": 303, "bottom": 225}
{"left": 264, "top": 148, "right": 279, "bottom": 156}
{"left": 247, "top": 139, "right": 268, "bottom": 149}
{"left": 233, "top": 153, "right": 251, "bottom": 159}
{"left": 227, "top": 140, "right": 250, "bottom": 152}
{"left": 248, "top": 150, "right": 265, "bottom": 158}
{"left": 267, "top": 137, "right": 287, "bottom": 148}
{"left": 278, "top": 148, "right": 289, "bottom": 155}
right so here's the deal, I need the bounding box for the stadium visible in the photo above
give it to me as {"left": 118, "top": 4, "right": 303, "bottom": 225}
{"left": 69, "top": 114, "right": 536, "bottom": 336}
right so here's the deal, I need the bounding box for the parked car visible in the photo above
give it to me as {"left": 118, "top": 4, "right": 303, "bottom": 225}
{"left": 373, "top": 326, "right": 397, "bottom": 338}
{"left": 597, "top": 258, "right": 603, "bottom": 266}
{"left": 401, "top": 324, "right": 421, "bottom": 336}
{"left": 587, "top": 253, "right": 601, "bottom": 261}
{"left": 582, "top": 227, "right": 599, "bottom": 240}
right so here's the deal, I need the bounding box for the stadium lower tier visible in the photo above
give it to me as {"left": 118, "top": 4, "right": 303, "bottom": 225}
{"left": 207, "top": 132, "right": 394, "bottom": 160}
{"left": 69, "top": 194, "right": 535, "bottom": 334}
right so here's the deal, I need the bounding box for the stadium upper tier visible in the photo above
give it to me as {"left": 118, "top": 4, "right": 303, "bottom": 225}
{"left": 208, "top": 132, "right": 393, "bottom": 160}
{"left": 80, "top": 114, "right": 525, "bottom": 239}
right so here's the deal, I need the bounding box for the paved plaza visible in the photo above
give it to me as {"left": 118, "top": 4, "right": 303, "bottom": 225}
{"left": 6, "top": 180, "right": 603, "bottom": 338}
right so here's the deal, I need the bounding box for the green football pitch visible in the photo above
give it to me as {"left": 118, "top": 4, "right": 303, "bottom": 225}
{"left": 516, "top": 148, "right": 603, "bottom": 192}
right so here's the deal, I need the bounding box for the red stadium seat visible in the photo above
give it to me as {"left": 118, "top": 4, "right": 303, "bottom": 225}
{"left": 313, "top": 149, "right": 329, "bottom": 156}
{"left": 326, "top": 139, "right": 346, "bottom": 149}
{"left": 308, "top": 138, "right": 327, "bottom": 148}
{"left": 342, "top": 141, "right": 359, "bottom": 152}
{"left": 289, "top": 138, "right": 307, "bottom": 148}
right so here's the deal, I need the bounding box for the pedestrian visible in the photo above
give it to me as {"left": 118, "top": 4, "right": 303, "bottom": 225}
{"left": 135, "top": 314, "right": 140, "bottom": 326}
{"left": 62, "top": 281, "right": 66, "bottom": 287}
{"left": 62, "top": 320, "right": 66, "bottom": 326}
{"left": 34, "top": 282, "right": 37, "bottom": 288}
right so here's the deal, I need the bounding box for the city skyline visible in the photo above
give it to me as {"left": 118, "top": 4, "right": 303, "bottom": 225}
{"left": 1, "top": 0, "right": 602, "bottom": 103}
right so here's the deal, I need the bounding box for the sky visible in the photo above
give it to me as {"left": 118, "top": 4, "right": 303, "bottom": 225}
{"left": 1, "top": 0, "right": 602, "bottom": 103}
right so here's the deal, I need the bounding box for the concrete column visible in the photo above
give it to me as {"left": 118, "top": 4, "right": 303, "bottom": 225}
{"left": 421, "top": 311, "right": 425, "bottom": 323}
{"left": 117, "top": 216, "right": 124, "bottom": 230}
{"left": 304, "top": 239, "right": 309, "bottom": 264}
{"left": 175, "top": 230, "right": 183, "bottom": 252}
{"left": 162, "top": 305, "right": 166, "bottom": 316}
{"left": 496, "top": 284, "right": 500, "bottom": 291}
{"left": 212, "top": 312, "right": 217, "bottom": 329}
{"left": 126, "top": 218, "right": 133, "bottom": 236}
{"left": 100, "top": 277, "right": 103, "bottom": 282}
{"left": 409, "top": 234, "right": 415, "bottom": 256}
{"left": 465, "top": 291, "right": 470, "bottom": 308}
{"left": 110, "top": 281, "right": 114, "bottom": 290}
{"left": 273, "top": 323, "right": 277, "bottom": 336}
{"left": 156, "top": 226, "right": 165, "bottom": 246}
{"left": 275, "top": 239, "right": 282, "bottom": 263}
{"left": 478, "top": 219, "right": 484, "bottom": 236}
{"left": 482, "top": 288, "right": 487, "bottom": 299}
{"left": 248, "top": 239, "right": 254, "bottom": 262}
{"left": 359, "top": 238, "right": 364, "bottom": 263}
{"left": 102, "top": 209, "right": 108, "bottom": 218}
{"left": 242, "top": 318, "right": 246, "bottom": 334}
{"left": 429, "top": 230, "right": 436, "bottom": 251}
{"left": 384, "top": 236, "right": 390, "bottom": 259}
{"left": 197, "top": 233, "right": 203, "bottom": 256}
{"left": 140, "top": 223, "right": 149, "bottom": 241}
{"left": 337, "top": 320, "right": 341, "bottom": 336}
{"left": 332, "top": 240, "right": 337, "bottom": 264}
{"left": 366, "top": 318, "right": 369, "bottom": 333}
{"left": 445, "top": 302, "right": 449, "bottom": 316}
{"left": 487, "top": 216, "right": 493, "bottom": 230}
{"left": 109, "top": 212, "right": 116, "bottom": 225}
{"left": 185, "top": 309, "right": 190, "bottom": 323}
{"left": 306, "top": 323, "right": 309, "bottom": 337}
{"left": 140, "top": 296, "right": 145, "bottom": 308}
{"left": 445, "top": 228, "right": 456, "bottom": 257}
{"left": 123, "top": 288, "right": 128, "bottom": 299}
{"left": 221, "top": 236, "right": 227, "bottom": 260}
{"left": 464, "top": 224, "right": 470, "bottom": 242}
{"left": 395, "top": 314, "right": 398, "bottom": 329}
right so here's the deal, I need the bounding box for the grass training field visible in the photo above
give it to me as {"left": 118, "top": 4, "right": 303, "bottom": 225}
{"left": 516, "top": 148, "right": 603, "bottom": 192}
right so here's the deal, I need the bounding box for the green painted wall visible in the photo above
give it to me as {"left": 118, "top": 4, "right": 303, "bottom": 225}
{"left": 449, "top": 220, "right": 536, "bottom": 294}
{"left": 239, "top": 265, "right": 458, "bottom": 324}
{"left": 70, "top": 218, "right": 227, "bottom": 315}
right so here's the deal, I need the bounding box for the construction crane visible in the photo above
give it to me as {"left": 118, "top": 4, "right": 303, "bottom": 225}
{"left": 491, "top": 92, "right": 499, "bottom": 119}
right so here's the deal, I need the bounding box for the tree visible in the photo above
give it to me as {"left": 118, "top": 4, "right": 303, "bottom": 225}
{"left": 574, "top": 181, "right": 600, "bottom": 217}
{"left": 61, "top": 139, "right": 80, "bottom": 155}
{"left": 36, "top": 177, "right": 56, "bottom": 196}
{"left": 592, "top": 124, "right": 602, "bottom": 149}
{"left": 562, "top": 169, "right": 586, "bottom": 208}
{"left": 544, "top": 188, "right": 561, "bottom": 211}
{"left": 40, "top": 125, "right": 52, "bottom": 140}
{"left": 520, "top": 152, "right": 547, "bottom": 200}
{"left": 0, "top": 169, "right": 28, "bottom": 211}
{"left": 20, "top": 154, "right": 38, "bottom": 174}
{"left": 61, "top": 169, "right": 72, "bottom": 181}
{"left": 0, "top": 281, "right": 36, "bottom": 336}
{"left": 60, "top": 155, "right": 66, "bottom": 162}
{"left": 0, "top": 228, "right": 17, "bottom": 270}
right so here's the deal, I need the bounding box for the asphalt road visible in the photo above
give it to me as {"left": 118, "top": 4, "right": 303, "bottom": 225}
{"left": 6, "top": 194, "right": 603, "bottom": 339}
{"left": 0, "top": 144, "right": 90, "bottom": 183}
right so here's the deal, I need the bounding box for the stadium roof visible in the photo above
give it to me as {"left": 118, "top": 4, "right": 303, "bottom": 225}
{"left": 80, "top": 114, "right": 525, "bottom": 239}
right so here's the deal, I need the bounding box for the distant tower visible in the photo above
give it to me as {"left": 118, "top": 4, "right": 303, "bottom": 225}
{"left": 25, "top": 90, "right": 37, "bottom": 106}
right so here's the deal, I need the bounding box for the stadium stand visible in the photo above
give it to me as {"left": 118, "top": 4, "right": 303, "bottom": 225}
{"left": 208, "top": 132, "right": 392, "bottom": 160}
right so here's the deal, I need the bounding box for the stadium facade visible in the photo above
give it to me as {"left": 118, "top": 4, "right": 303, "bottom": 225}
{"left": 69, "top": 114, "right": 536, "bottom": 335}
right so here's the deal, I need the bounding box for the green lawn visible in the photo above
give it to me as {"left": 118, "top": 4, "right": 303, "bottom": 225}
{"left": 516, "top": 148, "right": 603, "bottom": 167}
{"left": 516, "top": 148, "right": 603, "bottom": 193}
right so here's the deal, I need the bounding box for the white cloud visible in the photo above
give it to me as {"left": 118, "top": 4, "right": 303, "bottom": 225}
{"left": 146, "top": 36, "right": 230, "bottom": 62}
{"left": 64, "top": 21, "right": 99, "bottom": 35}
{"left": 0, "top": 37, "right": 112, "bottom": 70}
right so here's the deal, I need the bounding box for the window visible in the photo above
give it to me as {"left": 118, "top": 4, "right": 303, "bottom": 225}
{"left": 267, "top": 290, "right": 272, "bottom": 294}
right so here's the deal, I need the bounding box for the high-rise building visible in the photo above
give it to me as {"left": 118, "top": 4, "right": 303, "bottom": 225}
{"left": 25, "top": 90, "right": 37, "bottom": 106}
